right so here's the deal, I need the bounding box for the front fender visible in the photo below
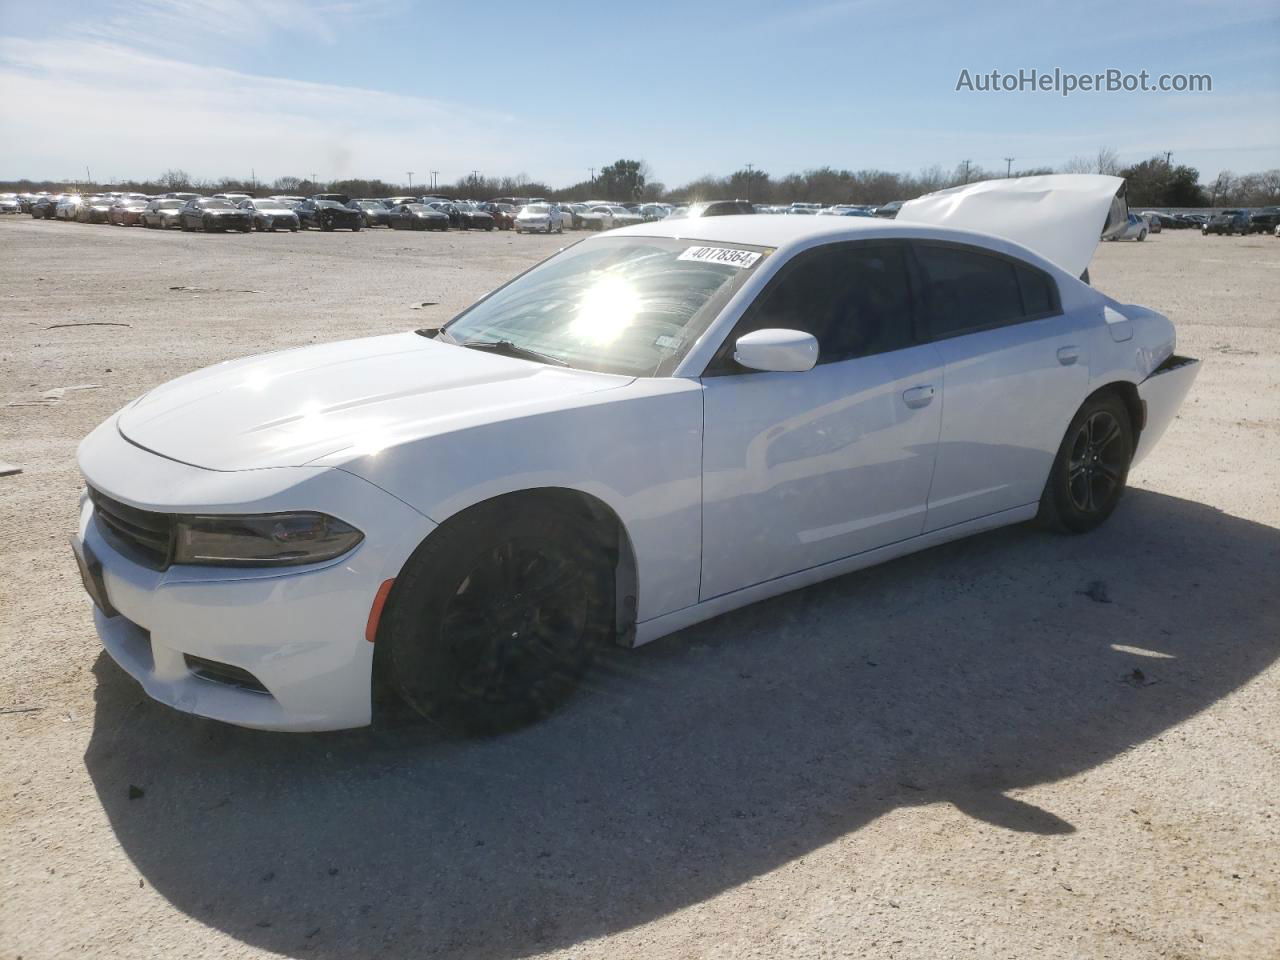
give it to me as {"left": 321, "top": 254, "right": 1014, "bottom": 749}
{"left": 325, "top": 379, "right": 705, "bottom": 622}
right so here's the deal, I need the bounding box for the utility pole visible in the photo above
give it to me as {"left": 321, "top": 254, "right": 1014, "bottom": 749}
{"left": 86, "top": 166, "right": 92, "bottom": 186}
{"left": 744, "top": 162, "right": 754, "bottom": 202}
{"left": 431, "top": 171, "right": 439, "bottom": 190}
{"left": 1004, "top": 156, "right": 1014, "bottom": 178}
{"left": 960, "top": 159, "right": 972, "bottom": 184}
{"left": 589, "top": 167, "right": 595, "bottom": 184}
{"left": 470, "top": 170, "right": 479, "bottom": 195}
{"left": 251, "top": 168, "right": 257, "bottom": 191}
{"left": 309, "top": 172, "right": 318, "bottom": 187}
{"left": 1164, "top": 150, "right": 1172, "bottom": 166}
{"left": 407, "top": 171, "right": 414, "bottom": 190}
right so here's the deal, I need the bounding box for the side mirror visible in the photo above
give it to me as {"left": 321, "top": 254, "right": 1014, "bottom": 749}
{"left": 733, "top": 328, "right": 819, "bottom": 373}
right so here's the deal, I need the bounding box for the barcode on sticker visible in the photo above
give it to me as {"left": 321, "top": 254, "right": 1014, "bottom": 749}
{"left": 677, "top": 246, "right": 762, "bottom": 269}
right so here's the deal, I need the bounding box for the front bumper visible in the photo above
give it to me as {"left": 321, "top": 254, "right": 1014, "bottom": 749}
{"left": 74, "top": 416, "right": 436, "bottom": 731}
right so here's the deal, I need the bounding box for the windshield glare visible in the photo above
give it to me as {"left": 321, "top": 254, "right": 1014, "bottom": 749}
{"left": 442, "top": 236, "right": 770, "bottom": 377}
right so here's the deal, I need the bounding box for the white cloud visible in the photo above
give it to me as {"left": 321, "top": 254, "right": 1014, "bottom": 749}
{"left": 77, "top": 0, "right": 406, "bottom": 49}
{"left": 0, "top": 36, "right": 576, "bottom": 185}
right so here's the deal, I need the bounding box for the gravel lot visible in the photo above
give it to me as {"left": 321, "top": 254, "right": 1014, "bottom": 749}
{"left": 1, "top": 219, "right": 1278, "bottom": 960}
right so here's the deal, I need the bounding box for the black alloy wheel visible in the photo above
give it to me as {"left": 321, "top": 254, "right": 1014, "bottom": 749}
{"left": 382, "top": 500, "right": 612, "bottom": 733}
{"left": 1066, "top": 410, "right": 1126, "bottom": 514}
{"left": 1038, "top": 393, "right": 1134, "bottom": 533}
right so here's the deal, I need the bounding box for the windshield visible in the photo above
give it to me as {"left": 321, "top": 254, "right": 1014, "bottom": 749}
{"left": 441, "top": 236, "right": 770, "bottom": 377}
{"left": 257, "top": 203, "right": 290, "bottom": 212}
{"left": 200, "top": 199, "right": 235, "bottom": 209}
{"left": 524, "top": 204, "right": 550, "bottom": 214}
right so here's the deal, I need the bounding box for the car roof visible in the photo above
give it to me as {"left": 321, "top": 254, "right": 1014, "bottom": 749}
{"left": 601, "top": 214, "right": 1078, "bottom": 279}
{"left": 605, "top": 214, "right": 903, "bottom": 248}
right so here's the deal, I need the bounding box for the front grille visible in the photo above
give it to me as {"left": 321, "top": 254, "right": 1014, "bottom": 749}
{"left": 89, "top": 486, "right": 173, "bottom": 570}
{"left": 184, "top": 654, "right": 270, "bottom": 694}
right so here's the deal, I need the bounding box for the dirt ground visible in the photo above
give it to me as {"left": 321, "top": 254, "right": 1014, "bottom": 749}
{"left": 1, "top": 219, "right": 1278, "bottom": 960}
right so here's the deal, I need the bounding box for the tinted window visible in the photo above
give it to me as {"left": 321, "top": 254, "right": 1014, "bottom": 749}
{"left": 726, "top": 242, "right": 916, "bottom": 366}
{"left": 915, "top": 244, "right": 1024, "bottom": 338}
{"left": 1016, "top": 264, "right": 1056, "bottom": 316}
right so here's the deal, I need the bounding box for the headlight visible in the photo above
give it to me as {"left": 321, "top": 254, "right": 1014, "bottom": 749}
{"left": 172, "top": 512, "right": 364, "bottom": 566}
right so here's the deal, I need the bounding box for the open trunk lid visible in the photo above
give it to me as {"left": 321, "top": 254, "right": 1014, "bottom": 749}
{"left": 896, "top": 174, "right": 1126, "bottom": 279}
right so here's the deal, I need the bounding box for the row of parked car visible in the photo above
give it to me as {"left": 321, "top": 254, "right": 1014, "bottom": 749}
{"left": 1134, "top": 208, "right": 1280, "bottom": 236}
{"left": 4, "top": 189, "right": 909, "bottom": 235}
{"left": 10, "top": 189, "right": 1277, "bottom": 241}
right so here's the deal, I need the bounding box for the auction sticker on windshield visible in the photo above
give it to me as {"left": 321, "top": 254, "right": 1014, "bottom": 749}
{"left": 677, "top": 246, "right": 762, "bottom": 268}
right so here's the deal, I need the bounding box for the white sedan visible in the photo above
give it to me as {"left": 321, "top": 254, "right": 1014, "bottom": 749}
{"left": 580, "top": 204, "right": 645, "bottom": 231}
{"left": 514, "top": 202, "right": 565, "bottom": 234}
{"left": 73, "top": 175, "right": 1199, "bottom": 733}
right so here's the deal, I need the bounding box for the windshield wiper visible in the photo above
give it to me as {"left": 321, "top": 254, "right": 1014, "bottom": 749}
{"left": 456, "top": 338, "right": 569, "bottom": 367}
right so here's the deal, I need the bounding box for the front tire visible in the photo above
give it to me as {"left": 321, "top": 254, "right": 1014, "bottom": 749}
{"left": 1037, "top": 393, "right": 1134, "bottom": 533}
{"left": 381, "top": 500, "right": 612, "bottom": 733}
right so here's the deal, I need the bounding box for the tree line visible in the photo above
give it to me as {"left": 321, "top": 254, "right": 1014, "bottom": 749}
{"left": 4, "top": 151, "right": 1277, "bottom": 208}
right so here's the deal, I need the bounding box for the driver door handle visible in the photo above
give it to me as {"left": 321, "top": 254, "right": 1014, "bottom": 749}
{"left": 1057, "top": 346, "right": 1081, "bottom": 365}
{"left": 903, "top": 385, "right": 935, "bottom": 409}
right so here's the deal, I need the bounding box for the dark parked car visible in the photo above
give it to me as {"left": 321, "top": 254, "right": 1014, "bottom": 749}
{"left": 349, "top": 199, "right": 391, "bottom": 227}
{"left": 141, "top": 199, "right": 186, "bottom": 229}
{"left": 480, "top": 202, "right": 516, "bottom": 229}
{"left": 1248, "top": 207, "right": 1280, "bottom": 234}
{"left": 427, "top": 200, "right": 494, "bottom": 230}
{"left": 387, "top": 203, "right": 450, "bottom": 231}
{"left": 178, "top": 198, "right": 252, "bottom": 232}
{"left": 1202, "top": 210, "right": 1250, "bottom": 235}
{"left": 76, "top": 196, "right": 115, "bottom": 223}
{"left": 238, "top": 198, "right": 301, "bottom": 232}
{"left": 682, "top": 199, "right": 756, "bottom": 218}
{"left": 29, "top": 195, "right": 63, "bottom": 219}
{"left": 295, "top": 199, "right": 363, "bottom": 231}
{"left": 108, "top": 199, "right": 148, "bottom": 226}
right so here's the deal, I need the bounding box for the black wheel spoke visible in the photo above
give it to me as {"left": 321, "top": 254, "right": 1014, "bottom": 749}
{"left": 434, "top": 533, "right": 594, "bottom": 710}
{"left": 1097, "top": 420, "right": 1121, "bottom": 451}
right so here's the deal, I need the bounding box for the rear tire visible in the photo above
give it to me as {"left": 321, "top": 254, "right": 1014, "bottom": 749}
{"left": 381, "top": 500, "right": 612, "bottom": 734}
{"left": 1037, "top": 393, "right": 1134, "bottom": 533}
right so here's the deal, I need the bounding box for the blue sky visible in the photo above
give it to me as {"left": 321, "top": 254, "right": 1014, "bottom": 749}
{"left": 0, "top": 0, "right": 1276, "bottom": 188}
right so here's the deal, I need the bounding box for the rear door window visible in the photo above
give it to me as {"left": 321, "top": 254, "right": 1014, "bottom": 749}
{"left": 914, "top": 243, "right": 1058, "bottom": 339}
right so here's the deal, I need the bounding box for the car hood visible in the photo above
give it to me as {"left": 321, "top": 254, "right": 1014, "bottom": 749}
{"left": 895, "top": 174, "right": 1125, "bottom": 278}
{"left": 116, "top": 332, "right": 631, "bottom": 471}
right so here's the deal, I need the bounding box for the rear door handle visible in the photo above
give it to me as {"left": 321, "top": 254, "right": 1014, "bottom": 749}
{"left": 902, "top": 385, "right": 935, "bottom": 409}
{"left": 1057, "top": 346, "right": 1081, "bottom": 365}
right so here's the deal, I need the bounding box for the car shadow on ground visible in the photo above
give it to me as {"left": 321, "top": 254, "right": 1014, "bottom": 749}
{"left": 84, "top": 489, "right": 1280, "bottom": 959}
